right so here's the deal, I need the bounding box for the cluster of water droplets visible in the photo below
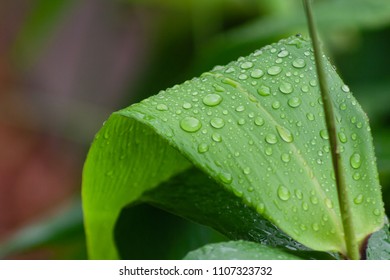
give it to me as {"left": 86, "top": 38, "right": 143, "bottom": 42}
{"left": 132, "top": 35, "right": 383, "bottom": 237}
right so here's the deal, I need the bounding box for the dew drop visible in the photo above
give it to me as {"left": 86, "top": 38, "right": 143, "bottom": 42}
{"left": 156, "top": 104, "right": 168, "bottom": 111}
{"left": 272, "top": 101, "right": 281, "bottom": 109}
{"left": 350, "top": 153, "right": 362, "bottom": 169}
{"left": 254, "top": 117, "right": 265, "bottom": 126}
{"left": 240, "top": 61, "right": 253, "bottom": 69}
{"left": 238, "top": 74, "right": 248, "bottom": 80}
{"left": 310, "top": 196, "right": 319, "bottom": 205}
{"left": 210, "top": 117, "right": 225, "bottom": 129}
{"left": 353, "top": 172, "right": 361, "bottom": 181}
{"left": 180, "top": 117, "right": 202, "bottom": 132}
{"left": 341, "top": 84, "right": 350, "bottom": 93}
{"left": 267, "top": 65, "right": 282, "bottom": 75}
{"left": 265, "top": 147, "right": 273, "bottom": 156}
{"left": 320, "top": 129, "right": 329, "bottom": 140}
{"left": 236, "top": 105, "right": 245, "bottom": 112}
{"left": 243, "top": 167, "right": 251, "bottom": 175}
{"left": 277, "top": 50, "right": 289, "bottom": 58}
{"left": 312, "top": 223, "right": 320, "bottom": 231}
{"left": 237, "top": 118, "right": 246, "bottom": 125}
{"left": 212, "top": 84, "right": 225, "bottom": 92}
{"left": 256, "top": 203, "right": 265, "bottom": 214}
{"left": 198, "top": 143, "right": 209, "bottom": 153}
{"left": 292, "top": 58, "right": 306, "bottom": 68}
{"left": 306, "top": 113, "right": 315, "bottom": 121}
{"left": 281, "top": 153, "right": 291, "bottom": 163}
{"left": 277, "top": 185, "right": 291, "bottom": 201}
{"left": 250, "top": 69, "right": 264, "bottom": 79}
{"left": 212, "top": 132, "right": 222, "bottom": 142}
{"left": 182, "top": 102, "right": 192, "bottom": 109}
{"left": 339, "top": 103, "right": 347, "bottom": 110}
{"left": 325, "top": 198, "right": 334, "bottom": 209}
{"left": 302, "top": 202, "right": 309, "bottom": 211}
{"left": 354, "top": 194, "right": 364, "bottom": 205}
{"left": 295, "top": 189, "right": 303, "bottom": 200}
{"left": 373, "top": 209, "right": 381, "bottom": 216}
{"left": 203, "top": 93, "right": 223, "bottom": 106}
{"left": 219, "top": 172, "right": 232, "bottom": 184}
{"left": 288, "top": 97, "right": 301, "bottom": 108}
{"left": 265, "top": 133, "right": 278, "bottom": 144}
{"left": 276, "top": 125, "right": 294, "bottom": 143}
{"left": 257, "top": 85, "right": 271, "bottom": 96}
{"left": 338, "top": 132, "right": 347, "bottom": 143}
{"left": 279, "top": 82, "right": 293, "bottom": 94}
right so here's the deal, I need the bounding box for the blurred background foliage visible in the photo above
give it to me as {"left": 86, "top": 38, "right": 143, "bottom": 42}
{"left": 0, "top": 0, "right": 389, "bottom": 259}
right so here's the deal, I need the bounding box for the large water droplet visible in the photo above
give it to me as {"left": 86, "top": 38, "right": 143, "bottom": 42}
{"left": 277, "top": 185, "right": 291, "bottom": 201}
{"left": 212, "top": 84, "right": 225, "bottom": 92}
{"left": 354, "top": 194, "right": 364, "bottom": 204}
{"left": 350, "top": 153, "right": 362, "bottom": 169}
{"left": 292, "top": 58, "right": 306, "bottom": 68}
{"left": 254, "top": 117, "right": 264, "bottom": 126}
{"left": 210, "top": 117, "right": 225, "bottom": 129}
{"left": 198, "top": 143, "right": 209, "bottom": 153}
{"left": 353, "top": 172, "right": 361, "bottom": 181}
{"left": 341, "top": 84, "right": 350, "bottom": 93}
{"left": 295, "top": 189, "right": 303, "bottom": 200}
{"left": 265, "top": 133, "right": 278, "bottom": 144}
{"left": 250, "top": 69, "right": 264, "bottom": 79}
{"left": 338, "top": 132, "right": 347, "bottom": 143}
{"left": 306, "top": 113, "right": 315, "bottom": 121}
{"left": 240, "top": 61, "right": 253, "bottom": 69}
{"left": 203, "top": 94, "right": 222, "bottom": 106}
{"left": 325, "top": 198, "right": 334, "bottom": 209}
{"left": 277, "top": 49, "right": 289, "bottom": 58}
{"left": 257, "top": 85, "right": 271, "bottom": 96}
{"left": 156, "top": 104, "right": 168, "bottom": 111}
{"left": 288, "top": 97, "right": 301, "bottom": 108}
{"left": 281, "top": 153, "right": 291, "bottom": 163}
{"left": 212, "top": 132, "right": 222, "bottom": 142}
{"left": 267, "top": 66, "right": 282, "bottom": 75}
{"left": 310, "top": 196, "right": 319, "bottom": 205}
{"left": 272, "top": 101, "right": 281, "bottom": 109}
{"left": 265, "top": 147, "right": 273, "bottom": 155}
{"left": 279, "top": 82, "right": 293, "bottom": 94}
{"left": 219, "top": 172, "right": 232, "bottom": 184}
{"left": 238, "top": 74, "right": 248, "bottom": 80}
{"left": 320, "top": 129, "right": 329, "bottom": 140}
{"left": 236, "top": 105, "right": 245, "bottom": 112}
{"left": 312, "top": 223, "right": 320, "bottom": 231}
{"left": 276, "top": 126, "right": 293, "bottom": 143}
{"left": 180, "top": 117, "right": 202, "bottom": 132}
{"left": 182, "top": 102, "right": 192, "bottom": 109}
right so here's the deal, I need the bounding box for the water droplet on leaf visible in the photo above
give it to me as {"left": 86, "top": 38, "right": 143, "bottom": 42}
{"left": 277, "top": 185, "right": 291, "bottom": 201}
{"left": 180, "top": 117, "right": 202, "bottom": 132}
{"left": 203, "top": 94, "right": 223, "bottom": 106}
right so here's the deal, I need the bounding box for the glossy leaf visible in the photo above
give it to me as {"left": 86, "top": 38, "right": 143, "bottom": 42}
{"left": 82, "top": 35, "right": 384, "bottom": 259}
{"left": 183, "top": 240, "right": 303, "bottom": 260}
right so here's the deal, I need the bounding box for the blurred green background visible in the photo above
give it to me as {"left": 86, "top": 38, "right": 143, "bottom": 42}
{"left": 0, "top": 0, "right": 389, "bottom": 259}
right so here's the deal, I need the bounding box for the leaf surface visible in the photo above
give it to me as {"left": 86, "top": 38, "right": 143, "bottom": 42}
{"left": 82, "top": 35, "right": 384, "bottom": 259}
{"left": 183, "top": 240, "right": 302, "bottom": 260}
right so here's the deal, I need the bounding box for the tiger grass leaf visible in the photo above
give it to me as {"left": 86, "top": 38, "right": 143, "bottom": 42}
{"left": 82, "top": 35, "right": 384, "bottom": 259}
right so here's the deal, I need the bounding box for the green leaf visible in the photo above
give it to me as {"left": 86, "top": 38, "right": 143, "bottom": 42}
{"left": 82, "top": 35, "right": 384, "bottom": 259}
{"left": 183, "top": 240, "right": 302, "bottom": 260}
{"left": 366, "top": 219, "right": 390, "bottom": 260}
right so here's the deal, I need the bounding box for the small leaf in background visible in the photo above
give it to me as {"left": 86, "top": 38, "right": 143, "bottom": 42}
{"left": 82, "top": 35, "right": 384, "bottom": 259}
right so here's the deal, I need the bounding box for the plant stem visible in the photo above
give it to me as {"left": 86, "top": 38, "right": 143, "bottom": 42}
{"left": 302, "top": 0, "right": 360, "bottom": 260}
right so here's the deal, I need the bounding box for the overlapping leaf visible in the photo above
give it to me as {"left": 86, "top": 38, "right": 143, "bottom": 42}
{"left": 82, "top": 35, "right": 384, "bottom": 259}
